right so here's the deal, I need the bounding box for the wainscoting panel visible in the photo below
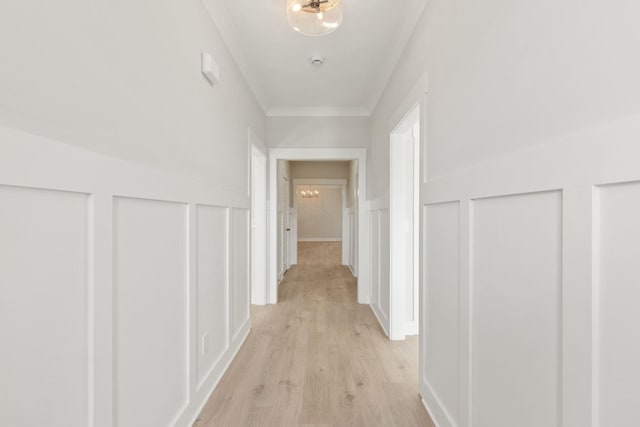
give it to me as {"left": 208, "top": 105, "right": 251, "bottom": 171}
{"left": 231, "top": 208, "right": 250, "bottom": 341}
{"left": 597, "top": 181, "right": 640, "bottom": 427}
{"left": 369, "top": 202, "right": 391, "bottom": 337}
{"left": 472, "top": 191, "right": 562, "bottom": 427}
{"left": 370, "top": 210, "right": 380, "bottom": 306}
{"left": 113, "top": 197, "right": 189, "bottom": 427}
{"left": 196, "top": 205, "right": 229, "bottom": 389}
{"left": 379, "top": 209, "right": 391, "bottom": 324}
{"left": 423, "top": 201, "right": 460, "bottom": 427}
{"left": 348, "top": 209, "right": 356, "bottom": 273}
{"left": 0, "top": 126, "right": 252, "bottom": 427}
{"left": 0, "top": 185, "right": 89, "bottom": 427}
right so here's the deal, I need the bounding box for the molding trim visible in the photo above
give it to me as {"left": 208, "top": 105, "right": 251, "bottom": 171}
{"left": 370, "top": 304, "right": 390, "bottom": 338}
{"left": 266, "top": 106, "right": 371, "bottom": 117}
{"left": 348, "top": 265, "right": 357, "bottom": 277}
{"left": 185, "top": 318, "right": 251, "bottom": 427}
{"left": 420, "top": 379, "right": 459, "bottom": 427}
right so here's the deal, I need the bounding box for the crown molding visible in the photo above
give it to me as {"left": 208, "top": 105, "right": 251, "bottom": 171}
{"left": 366, "top": 1, "right": 430, "bottom": 112}
{"left": 266, "top": 106, "right": 371, "bottom": 118}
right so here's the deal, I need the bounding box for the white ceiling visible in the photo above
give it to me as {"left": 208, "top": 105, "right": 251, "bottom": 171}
{"left": 202, "top": 0, "right": 428, "bottom": 116}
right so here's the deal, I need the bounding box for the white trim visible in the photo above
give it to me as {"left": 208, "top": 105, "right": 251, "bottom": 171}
{"left": 388, "top": 73, "right": 429, "bottom": 132}
{"left": 266, "top": 106, "right": 371, "bottom": 117}
{"left": 370, "top": 304, "right": 390, "bottom": 338}
{"left": 186, "top": 318, "right": 251, "bottom": 427}
{"left": 405, "top": 320, "right": 418, "bottom": 336}
{"left": 348, "top": 265, "right": 356, "bottom": 277}
{"left": 389, "top": 103, "right": 421, "bottom": 341}
{"left": 249, "top": 129, "right": 268, "bottom": 306}
{"left": 297, "top": 237, "right": 342, "bottom": 242}
{"left": 269, "top": 148, "right": 369, "bottom": 305}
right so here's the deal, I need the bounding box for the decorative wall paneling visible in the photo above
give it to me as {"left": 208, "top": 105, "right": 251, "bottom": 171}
{"left": 345, "top": 208, "right": 356, "bottom": 273}
{"left": 0, "top": 126, "right": 251, "bottom": 427}
{"left": 368, "top": 196, "right": 390, "bottom": 337}
{"left": 419, "top": 114, "right": 640, "bottom": 427}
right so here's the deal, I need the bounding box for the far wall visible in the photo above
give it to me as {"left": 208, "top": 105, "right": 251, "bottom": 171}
{"left": 289, "top": 161, "right": 349, "bottom": 207}
{"left": 296, "top": 187, "right": 343, "bottom": 241}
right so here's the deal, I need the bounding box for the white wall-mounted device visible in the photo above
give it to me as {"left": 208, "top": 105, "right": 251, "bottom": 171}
{"left": 201, "top": 51, "right": 220, "bottom": 85}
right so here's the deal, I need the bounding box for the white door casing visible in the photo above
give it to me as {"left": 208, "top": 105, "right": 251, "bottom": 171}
{"left": 268, "top": 148, "right": 368, "bottom": 305}
{"left": 390, "top": 104, "right": 420, "bottom": 341}
{"left": 249, "top": 129, "right": 268, "bottom": 305}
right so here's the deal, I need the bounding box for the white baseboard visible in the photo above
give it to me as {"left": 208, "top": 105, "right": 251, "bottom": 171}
{"left": 405, "top": 320, "right": 418, "bottom": 336}
{"left": 420, "top": 379, "right": 458, "bottom": 427}
{"left": 369, "top": 304, "right": 389, "bottom": 338}
{"left": 183, "top": 318, "right": 251, "bottom": 427}
{"left": 297, "top": 237, "right": 341, "bottom": 242}
{"left": 347, "top": 265, "right": 356, "bottom": 277}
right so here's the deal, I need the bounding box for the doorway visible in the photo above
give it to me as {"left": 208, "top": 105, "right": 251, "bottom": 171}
{"left": 390, "top": 104, "right": 420, "bottom": 340}
{"left": 268, "top": 148, "right": 368, "bottom": 304}
{"left": 291, "top": 179, "right": 348, "bottom": 267}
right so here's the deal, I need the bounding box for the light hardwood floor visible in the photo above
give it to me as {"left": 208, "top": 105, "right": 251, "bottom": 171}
{"left": 194, "top": 242, "right": 435, "bottom": 427}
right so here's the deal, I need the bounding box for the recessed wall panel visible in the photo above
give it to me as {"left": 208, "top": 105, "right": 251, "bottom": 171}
{"left": 424, "top": 201, "right": 460, "bottom": 423}
{"left": 379, "top": 209, "right": 390, "bottom": 320}
{"left": 196, "top": 205, "right": 228, "bottom": 387}
{"left": 0, "top": 185, "right": 88, "bottom": 427}
{"left": 598, "top": 181, "right": 640, "bottom": 427}
{"left": 370, "top": 211, "right": 380, "bottom": 306}
{"left": 472, "top": 191, "right": 562, "bottom": 427}
{"left": 114, "top": 197, "right": 188, "bottom": 427}
{"left": 231, "top": 208, "right": 250, "bottom": 339}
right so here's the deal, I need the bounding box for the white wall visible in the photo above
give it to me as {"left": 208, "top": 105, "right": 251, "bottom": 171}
{"left": 0, "top": 128, "right": 251, "bottom": 427}
{"left": 297, "top": 187, "right": 343, "bottom": 241}
{"left": 0, "top": 0, "right": 265, "bottom": 190}
{"left": 367, "top": 1, "right": 640, "bottom": 426}
{"left": 267, "top": 116, "right": 370, "bottom": 149}
{"left": 0, "top": 1, "right": 263, "bottom": 426}
{"left": 369, "top": 0, "right": 640, "bottom": 198}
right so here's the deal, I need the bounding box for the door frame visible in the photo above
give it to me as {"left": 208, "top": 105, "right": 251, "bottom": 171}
{"left": 268, "top": 148, "right": 368, "bottom": 304}
{"left": 249, "top": 128, "right": 268, "bottom": 305}
{"left": 389, "top": 105, "right": 421, "bottom": 340}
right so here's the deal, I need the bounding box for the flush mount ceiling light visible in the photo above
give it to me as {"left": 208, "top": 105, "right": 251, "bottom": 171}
{"left": 287, "top": 0, "right": 343, "bottom": 36}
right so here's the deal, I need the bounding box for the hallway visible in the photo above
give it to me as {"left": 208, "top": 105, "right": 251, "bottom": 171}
{"left": 194, "top": 242, "right": 434, "bottom": 426}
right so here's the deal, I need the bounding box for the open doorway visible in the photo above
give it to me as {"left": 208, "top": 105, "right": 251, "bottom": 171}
{"left": 291, "top": 175, "right": 349, "bottom": 267}
{"left": 268, "top": 148, "right": 368, "bottom": 304}
{"left": 389, "top": 104, "right": 420, "bottom": 341}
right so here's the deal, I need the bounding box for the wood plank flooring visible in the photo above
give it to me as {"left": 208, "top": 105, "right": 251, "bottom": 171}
{"left": 194, "top": 242, "right": 435, "bottom": 427}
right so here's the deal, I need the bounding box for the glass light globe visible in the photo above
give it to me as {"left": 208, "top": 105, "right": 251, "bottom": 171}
{"left": 287, "top": 0, "right": 343, "bottom": 36}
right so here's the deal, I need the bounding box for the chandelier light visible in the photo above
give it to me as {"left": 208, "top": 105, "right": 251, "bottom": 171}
{"left": 287, "top": 0, "right": 343, "bottom": 36}
{"left": 300, "top": 187, "right": 320, "bottom": 199}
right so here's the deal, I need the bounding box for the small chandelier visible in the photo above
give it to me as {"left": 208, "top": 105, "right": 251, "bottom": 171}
{"left": 287, "top": 0, "right": 343, "bottom": 37}
{"left": 300, "top": 187, "right": 320, "bottom": 199}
